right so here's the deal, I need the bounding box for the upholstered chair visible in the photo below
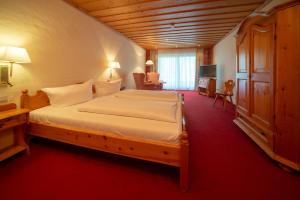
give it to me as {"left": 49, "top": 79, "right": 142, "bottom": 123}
{"left": 133, "top": 73, "right": 162, "bottom": 90}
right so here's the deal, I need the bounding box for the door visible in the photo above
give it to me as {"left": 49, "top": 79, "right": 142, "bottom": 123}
{"left": 250, "top": 23, "right": 275, "bottom": 134}
{"left": 236, "top": 31, "right": 250, "bottom": 115}
{"left": 274, "top": 5, "right": 300, "bottom": 163}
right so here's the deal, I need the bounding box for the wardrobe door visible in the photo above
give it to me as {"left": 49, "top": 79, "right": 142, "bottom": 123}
{"left": 250, "top": 22, "right": 275, "bottom": 142}
{"left": 236, "top": 32, "right": 250, "bottom": 116}
{"left": 275, "top": 4, "right": 300, "bottom": 163}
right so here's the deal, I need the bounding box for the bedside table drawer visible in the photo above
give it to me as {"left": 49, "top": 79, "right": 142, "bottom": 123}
{"left": 0, "top": 114, "right": 27, "bottom": 131}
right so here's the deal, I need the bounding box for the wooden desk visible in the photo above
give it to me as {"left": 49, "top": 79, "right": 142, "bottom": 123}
{"left": 0, "top": 105, "right": 29, "bottom": 161}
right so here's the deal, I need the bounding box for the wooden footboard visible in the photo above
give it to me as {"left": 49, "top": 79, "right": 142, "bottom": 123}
{"left": 21, "top": 90, "right": 189, "bottom": 191}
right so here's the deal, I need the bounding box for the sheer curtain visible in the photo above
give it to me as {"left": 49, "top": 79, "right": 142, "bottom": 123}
{"left": 158, "top": 49, "right": 196, "bottom": 90}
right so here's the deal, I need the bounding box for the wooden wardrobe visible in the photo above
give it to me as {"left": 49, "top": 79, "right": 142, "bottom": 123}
{"left": 234, "top": 2, "right": 300, "bottom": 171}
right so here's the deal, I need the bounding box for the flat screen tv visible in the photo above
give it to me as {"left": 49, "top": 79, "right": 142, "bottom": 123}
{"left": 200, "top": 64, "right": 216, "bottom": 78}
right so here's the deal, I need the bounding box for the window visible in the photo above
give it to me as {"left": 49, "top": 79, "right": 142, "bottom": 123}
{"left": 158, "top": 49, "right": 196, "bottom": 90}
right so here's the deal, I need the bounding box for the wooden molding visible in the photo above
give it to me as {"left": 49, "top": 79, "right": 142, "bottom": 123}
{"left": 234, "top": 118, "right": 300, "bottom": 171}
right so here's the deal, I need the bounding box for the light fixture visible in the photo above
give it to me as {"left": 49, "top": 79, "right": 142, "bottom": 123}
{"left": 0, "top": 46, "right": 31, "bottom": 77}
{"left": 108, "top": 61, "right": 120, "bottom": 80}
{"left": 145, "top": 60, "right": 154, "bottom": 65}
{"left": 146, "top": 60, "right": 154, "bottom": 72}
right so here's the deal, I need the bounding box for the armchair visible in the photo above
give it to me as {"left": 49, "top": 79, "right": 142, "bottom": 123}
{"left": 133, "top": 73, "right": 162, "bottom": 90}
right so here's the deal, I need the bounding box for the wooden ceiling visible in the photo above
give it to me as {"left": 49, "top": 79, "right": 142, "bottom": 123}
{"left": 65, "top": 0, "right": 266, "bottom": 49}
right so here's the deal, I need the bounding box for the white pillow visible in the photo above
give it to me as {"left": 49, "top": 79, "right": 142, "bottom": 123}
{"left": 42, "top": 79, "right": 93, "bottom": 107}
{"left": 94, "top": 79, "right": 121, "bottom": 97}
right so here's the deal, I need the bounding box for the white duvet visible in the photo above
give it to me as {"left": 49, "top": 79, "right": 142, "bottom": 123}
{"left": 30, "top": 103, "right": 182, "bottom": 144}
{"left": 114, "top": 89, "right": 179, "bottom": 102}
{"left": 30, "top": 89, "right": 183, "bottom": 144}
{"left": 78, "top": 95, "right": 177, "bottom": 123}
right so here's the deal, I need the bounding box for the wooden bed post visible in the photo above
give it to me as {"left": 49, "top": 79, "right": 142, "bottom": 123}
{"left": 180, "top": 130, "right": 189, "bottom": 191}
{"left": 20, "top": 90, "right": 29, "bottom": 109}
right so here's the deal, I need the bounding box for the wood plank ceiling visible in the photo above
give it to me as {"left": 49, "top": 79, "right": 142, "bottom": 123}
{"left": 65, "top": 0, "right": 266, "bottom": 49}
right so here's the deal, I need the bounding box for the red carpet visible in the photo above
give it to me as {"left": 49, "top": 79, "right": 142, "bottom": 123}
{"left": 0, "top": 91, "right": 299, "bottom": 200}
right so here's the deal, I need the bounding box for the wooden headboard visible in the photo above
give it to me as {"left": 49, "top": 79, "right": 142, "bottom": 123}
{"left": 21, "top": 90, "right": 50, "bottom": 110}
{"left": 21, "top": 85, "right": 96, "bottom": 110}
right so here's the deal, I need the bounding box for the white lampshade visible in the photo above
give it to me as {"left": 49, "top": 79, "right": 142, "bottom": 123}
{"left": 108, "top": 61, "right": 120, "bottom": 69}
{"left": 145, "top": 60, "right": 154, "bottom": 65}
{"left": 0, "top": 46, "right": 31, "bottom": 63}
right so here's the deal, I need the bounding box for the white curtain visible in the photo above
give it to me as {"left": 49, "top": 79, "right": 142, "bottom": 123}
{"left": 158, "top": 49, "right": 196, "bottom": 90}
{"left": 150, "top": 49, "right": 158, "bottom": 72}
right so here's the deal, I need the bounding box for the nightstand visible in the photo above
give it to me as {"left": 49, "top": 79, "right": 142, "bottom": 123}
{"left": 0, "top": 104, "right": 30, "bottom": 161}
{"left": 198, "top": 77, "right": 216, "bottom": 97}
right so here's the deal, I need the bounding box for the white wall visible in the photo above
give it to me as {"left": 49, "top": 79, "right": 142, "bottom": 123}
{"left": 213, "top": 29, "right": 238, "bottom": 104}
{"left": 0, "top": 0, "right": 145, "bottom": 105}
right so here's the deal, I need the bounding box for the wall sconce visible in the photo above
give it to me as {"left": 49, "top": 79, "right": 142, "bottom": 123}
{"left": 108, "top": 61, "right": 120, "bottom": 80}
{"left": 0, "top": 46, "right": 31, "bottom": 77}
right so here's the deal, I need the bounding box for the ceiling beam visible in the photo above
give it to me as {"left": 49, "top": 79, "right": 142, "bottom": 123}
{"left": 89, "top": 0, "right": 263, "bottom": 17}
{"left": 98, "top": 4, "right": 259, "bottom": 24}
{"left": 115, "top": 17, "right": 243, "bottom": 32}
{"left": 112, "top": 12, "right": 250, "bottom": 29}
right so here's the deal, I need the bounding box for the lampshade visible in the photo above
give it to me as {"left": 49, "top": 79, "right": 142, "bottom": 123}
{"left": 145, "top": 60, "right": 154, "bottom": 65}
{"left": 0, "top": 46, "right": 31, "bottom": 63}
{"left": 108, "top": 61, "right": 120, "bottom": 69}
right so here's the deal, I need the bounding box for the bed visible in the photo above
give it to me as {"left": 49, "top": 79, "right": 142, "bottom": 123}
{"left": 20, "top": 86, "right": 189, "bottom": 191}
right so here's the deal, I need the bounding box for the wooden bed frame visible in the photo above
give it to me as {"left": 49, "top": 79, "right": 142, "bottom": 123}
{"left": 20, "top": 89, "right": 189, "bottom": 191}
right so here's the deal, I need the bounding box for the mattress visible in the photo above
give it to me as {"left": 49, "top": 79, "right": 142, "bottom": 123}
{"left": 29, "top": 94, "right": 182, "bottom": 144}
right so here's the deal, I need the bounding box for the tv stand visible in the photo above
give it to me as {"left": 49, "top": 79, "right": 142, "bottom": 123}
{"left": 198, "top": 77, "right": 216, "bottom": 97}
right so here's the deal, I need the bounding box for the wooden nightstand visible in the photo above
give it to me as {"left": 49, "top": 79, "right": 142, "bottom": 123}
{"left": 0, "top": 104, "right": 30, "bottom": 161}
{"left": 198, "top": 77, "right": 216, "bottom": 97}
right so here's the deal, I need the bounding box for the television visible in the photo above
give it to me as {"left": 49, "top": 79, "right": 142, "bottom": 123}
{"left": 200, "top": 64, "right": 216, "bottom": 78}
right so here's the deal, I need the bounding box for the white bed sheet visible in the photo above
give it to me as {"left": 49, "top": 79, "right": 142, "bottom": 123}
{"left": 29, "top": 97, "right": 182, "bottom": 144}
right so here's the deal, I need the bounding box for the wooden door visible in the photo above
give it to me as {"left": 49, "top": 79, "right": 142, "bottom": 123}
{"left": 274, "top": 4, "right": 300, "bottom": 163}
{"left": 236, "top": 31, "right": 250, "bottom": 115}
{"left": 250, "top": 23, "right": 275, "bottom": 135}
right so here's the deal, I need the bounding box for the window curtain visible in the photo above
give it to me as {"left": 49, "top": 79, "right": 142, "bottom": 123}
{"left": 150, "top": 49, "right": 158, "bottom": 72}
{"left": 158, "top": 48, "right": 196, "bottom": 90}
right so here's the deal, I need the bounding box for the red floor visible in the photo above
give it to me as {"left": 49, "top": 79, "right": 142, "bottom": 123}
{"left": 0, "top": 91, "right": 299, "bottom": 200}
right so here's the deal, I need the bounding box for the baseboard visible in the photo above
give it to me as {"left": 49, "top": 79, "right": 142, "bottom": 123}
{"left": 233, "top": 118, "right": 274, "bottom": 157}
{"left": 233, "top": 117, "right": 300, "bottom": 171}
